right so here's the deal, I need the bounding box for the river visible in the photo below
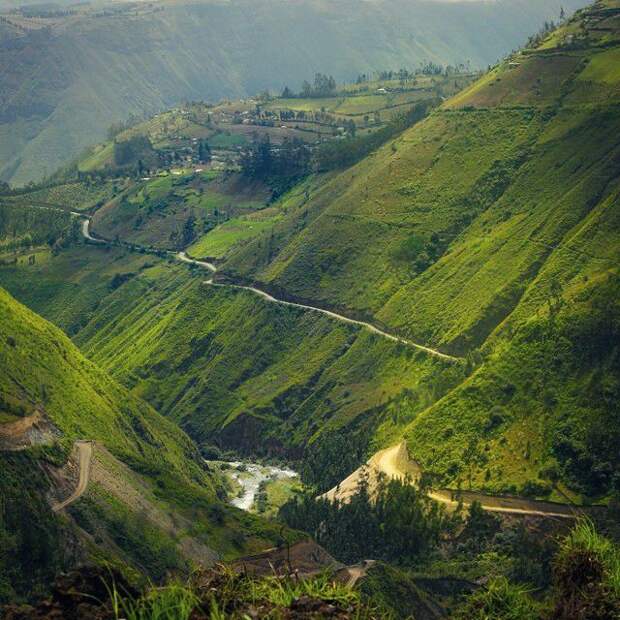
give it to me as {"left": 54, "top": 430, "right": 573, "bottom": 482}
{"left": 213, "top": 461, "right": 298, "bottom": 511}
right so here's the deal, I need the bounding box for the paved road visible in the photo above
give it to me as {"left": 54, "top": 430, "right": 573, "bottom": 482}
{"left": 52, "top": 441, "right": 93, "bottom": 512}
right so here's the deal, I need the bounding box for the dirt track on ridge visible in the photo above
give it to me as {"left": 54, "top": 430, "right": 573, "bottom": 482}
{"left": 20, "top": 207, "right": 584, "bottom": 520}
{"left": 14, "top": 207, "right": 458, "bottom": 362}
{"left": 52, "top": 441, "right": 93, "bottom": 512}
{"left": 323, "top": 442, "right": 583, "bottom": 520}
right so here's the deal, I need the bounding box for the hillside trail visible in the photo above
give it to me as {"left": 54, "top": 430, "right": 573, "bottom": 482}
{"left": 19, "top": 207, "right": 582, "bottom": 519}
{"left": 76, "top": 215, "right": 457, "bottom": 362}
{"left": 322, "top": 442, "right": 584, "bottom": 520}
{"left": 344, "top": 561, "right": 376, "bottom": 588}
{"left": 52, "top": 441, "right": 93, "bottom": 512}
{"left": 8, "top": 205, "right": 456, "bottom": 361}
{"left": 203, "top": 279, "right": 459, "bottom": 361}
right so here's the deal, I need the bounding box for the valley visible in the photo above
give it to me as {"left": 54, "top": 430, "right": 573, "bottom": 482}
{"left": 0, "top": 1, "right": 619, "bottom": 617}
{"left": 0, "top": 0, "right": 589, "bottom": 186}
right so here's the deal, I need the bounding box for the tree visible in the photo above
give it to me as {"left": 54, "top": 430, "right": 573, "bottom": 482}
{"left": 198, "top": 140, "right": 211, "bottom": 163}
{"left": 181, "top": 215, "right": 196, "bottom": 247}
{"left": 279, "top": 475, "right": 451, "bottom": 564}
{"left": 463, "top": 437, "right": 479, "bottom": 490}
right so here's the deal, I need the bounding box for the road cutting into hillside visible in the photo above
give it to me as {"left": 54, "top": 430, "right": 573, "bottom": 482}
{"left": 203, "top": 279, "right": 459, "bottom": 361}
{"left": 18, "top": 198, "right": 586, "bottom": 520}
{"left": 81, "top": 217, "right": 105, "bottom": 244}
{"left": 52, "top": 441, "right": 93, "bottom": 512}
{"left": 10, "top": 207, "right": 456, "bottom": 362}
{"left": 77, "top": 216, "right": 459, "bottom": 362}
{"left": 177, "top": 251, "right": 216, "bottom": 272}
{"left": 322, "top": 442, "right": 583, "bottom": 520}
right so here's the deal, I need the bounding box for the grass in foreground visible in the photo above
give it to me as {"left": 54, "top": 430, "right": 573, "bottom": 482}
{"left": 110, "top": 567, "right": 378, "bottom": 619}
{"left": 454, "top": 518, "right": 620, "bottom": 620}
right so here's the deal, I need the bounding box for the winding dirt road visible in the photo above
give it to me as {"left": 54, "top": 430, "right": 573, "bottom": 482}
{"left": 12, "top": 205, "right": 586, "bottom": 519}
{"left": 322, "top": 442, "right": 583, "bottom": 520}
{"left": 6, "top": 205, "right": 455, "bottom": 362}
{"left": 176, "top": 247, "right": 457, "bottom": 360}
{"left": 52, "top": 441, "right": 93, "bottom": 512}
{"left": 81, "top": 217, "right": 105, "bottom": 244}
{"left": 177, "top": 251, "right": 216, "bottom": 272}
{"left": 204, "top": 279, "right": 459, "bottom": 361}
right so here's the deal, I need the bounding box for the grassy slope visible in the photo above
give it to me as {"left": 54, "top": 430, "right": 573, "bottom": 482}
{"left": 0, "top": 246, "right": 461, "bottom": 458}
{"left": 0, "top": 244, "right": 159, "bottom": 336}
{"left": 91, "top": 172, "right": 270, "bottom": 252}
{"left": 219, "top": 1, "right": 620, "bottom": 498}
{"left": 1, "top": 3, "right": 617, "bottom": 502}
{"left": 0, "top": 283, "right": 285, "bottom": 599}
{"left": 0, "top": 202, "right": 79, "bottom": 252}
{"left": 0, "top": 0, "right": 586, "bottom": 186}
{"left": 2, "top": 179, "right": 124, "bottom": 213}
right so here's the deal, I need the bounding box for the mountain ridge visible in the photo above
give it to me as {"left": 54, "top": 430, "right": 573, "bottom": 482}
{"left": 0, "top": 0, "right": 587, "bottom": 185}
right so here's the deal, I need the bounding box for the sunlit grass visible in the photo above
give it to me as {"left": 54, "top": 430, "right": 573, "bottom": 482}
{"left": 109, "top": 568, "right": 375, "bottom": 620}
{"left": 111, "top": 582, "right": 198, "bottom": 620}
{"left": 558, "top": 518, "right": 620, "bottom": 596}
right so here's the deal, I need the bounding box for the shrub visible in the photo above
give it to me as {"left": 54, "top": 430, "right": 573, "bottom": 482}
{"left": 553, "top": 519, "right": 620, "bottom": 603}
{"left": 453, "top": 577, "right": 540, "bottom": 620}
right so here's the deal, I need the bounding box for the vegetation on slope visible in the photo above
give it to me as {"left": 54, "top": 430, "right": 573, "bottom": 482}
{"left": 72, "top": 75, "right": 467, "bottom": 255}
{"left": 91, "top": 171, "right": 270, "bottom": 252}
{"left": 280, "top": 475, "right": 451, "bottom": 565}
{"left": 0, "top": 0, "right": 583, "bottom": 186}
{"left": 1, "top": 178, "right": 124, "bottom": 213}
{"left": 0, "top": 286, "right": 286, "bottom": 601}
{"left": 2, "top": 563, "right": 381, "bottom": 619}
{"left": 454, "top": 519, "right": 620, "bottom": 619}
{"left": 0, "top": 451, "right": 67, "bottom": 602}
{"left": 0, "top": 246, "right": 463, "bottom": 478}
{"left": 0, "top": 202, "right": 79, "bottom": 254}
{"left": 1, "top": 2, "right": 618, "bottom": 505}
{"left": 215, "top": 0, "right": 620, "bottom": 499}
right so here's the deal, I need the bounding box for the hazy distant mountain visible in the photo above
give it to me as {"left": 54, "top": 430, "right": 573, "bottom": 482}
{"left": 0, "top": 0, "right": 587, "bottom": 185}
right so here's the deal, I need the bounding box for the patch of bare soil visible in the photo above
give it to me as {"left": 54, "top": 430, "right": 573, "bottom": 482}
{"left": 0, "top": 409, "right": 60, "bottom": 451}
{"left": 45, "top": 442, "right": 84, "bottom": 508}
{"left": 233, "top": 539, "right": 345, "bottom": 578}
{"left": 323, "top": 441, "right": 586, "bottom": 520}
{"left": 87, "top": 445, "right": 218, "bottom": 566}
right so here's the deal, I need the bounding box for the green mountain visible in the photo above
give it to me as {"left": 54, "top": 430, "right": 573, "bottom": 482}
{"left": 1, "top": 0, "right": 618, "bottom": 509}
{"left": 2, "top": 2, "right": 620, "bottom": 615}
{"left": 216, "top": 0, "right": 620, "bottom": 499}
{"left": 0, "top": 0, "right": 587, "bottom": 186}
{"left": 0, "top": 284, "right": 283, "bottom": 601}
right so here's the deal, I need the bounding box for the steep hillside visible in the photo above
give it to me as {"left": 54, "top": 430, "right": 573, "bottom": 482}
{"left": 0, "top": 202, "right": 79, "bottom": 253}
{"left": 0, "top": 285, "right": 284, "bottom": 601}
{"left": 218, "top": 0, "right": 620, "bottom": 498}
{"left": 222, "top": 0, "right": 620, "bottom": 354}
{"left": 0, "top": 0, "right": 584, "bottom": 185}
{"left": 1, "top": 1, "right": 617, "bottom": 506}
{"left": 0, "top": 245, "right": 462, "bottom": 483}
